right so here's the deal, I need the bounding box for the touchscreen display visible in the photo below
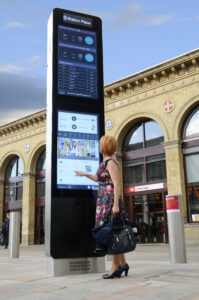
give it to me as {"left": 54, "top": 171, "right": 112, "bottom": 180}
{"left": 57, "top": 111, "right": 99, "bottom": 189}
{"left": 58, "top": 25, "right": 98, "bottom": 99}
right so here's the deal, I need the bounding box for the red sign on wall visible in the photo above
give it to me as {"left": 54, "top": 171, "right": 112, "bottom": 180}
{"left": 166, "top": 195, "right": 179, "bottom": 210}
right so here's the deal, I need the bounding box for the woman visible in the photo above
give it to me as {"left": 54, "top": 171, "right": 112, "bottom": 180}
{"left": 75, "top": 135, "right": 129, "bottom": 279}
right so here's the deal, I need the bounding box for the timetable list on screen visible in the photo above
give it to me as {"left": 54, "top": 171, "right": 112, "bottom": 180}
{"left": 57, "top": 25, "right": 98, "bottom": 99}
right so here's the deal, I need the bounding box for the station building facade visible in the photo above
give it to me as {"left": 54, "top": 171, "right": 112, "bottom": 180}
{"left": 1, "top": 49, "right": 199, "bottom": 245}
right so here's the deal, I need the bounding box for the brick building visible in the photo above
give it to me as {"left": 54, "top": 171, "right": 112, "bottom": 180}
{"left": 1, "top": 49, "right": 199, "bottom": 245}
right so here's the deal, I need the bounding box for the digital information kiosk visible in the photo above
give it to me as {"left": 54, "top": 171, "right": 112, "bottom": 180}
{"left": 45, "top": 8, "right": 105, "bottom": 276}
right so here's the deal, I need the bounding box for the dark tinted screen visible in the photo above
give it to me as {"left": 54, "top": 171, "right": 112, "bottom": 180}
{"left": 58, "top": 25, "right": 98, "bottom": 99}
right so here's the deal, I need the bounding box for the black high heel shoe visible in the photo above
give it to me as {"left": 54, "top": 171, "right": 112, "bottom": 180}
{"left": 102, "top": 266, "right": 123, "bottom": 279}
{"left": 121, "top": 263, "right": 129, "bottom": 276}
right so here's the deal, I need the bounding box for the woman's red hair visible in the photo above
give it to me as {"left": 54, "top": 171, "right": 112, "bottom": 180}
{"left": 100, "top": 135, "right": 117, "bottom": 155}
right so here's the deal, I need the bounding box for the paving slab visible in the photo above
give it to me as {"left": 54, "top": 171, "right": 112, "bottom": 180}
{"left": 0, "top": 244, "right": 199, "bottom": 300}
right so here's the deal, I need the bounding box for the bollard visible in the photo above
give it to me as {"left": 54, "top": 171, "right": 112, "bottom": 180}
{"left": 166, "top": 195, "right": 187, "bottom": 263}
{"left": 9, "top": 211, "right": 21, "bottom": 259}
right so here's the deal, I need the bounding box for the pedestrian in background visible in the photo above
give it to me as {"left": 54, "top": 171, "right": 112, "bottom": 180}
{"left": 2, "top": 213, "right": 10, "bottom": 249}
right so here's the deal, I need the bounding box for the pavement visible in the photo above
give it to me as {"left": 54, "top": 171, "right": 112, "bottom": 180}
{"left": 0, "top": 244, "right": 199, "bottom": 300}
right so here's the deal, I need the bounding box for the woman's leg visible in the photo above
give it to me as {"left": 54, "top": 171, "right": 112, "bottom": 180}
{"left": 108, "top": 254, "right": 121, "bottom": 274}
{"left": 119, "top": 253, "right": 127, "bottom": 266}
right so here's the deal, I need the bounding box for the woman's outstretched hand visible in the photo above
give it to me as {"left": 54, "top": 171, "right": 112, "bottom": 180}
{"left": 74, "top": 170, "right": 85, "bottom": 177}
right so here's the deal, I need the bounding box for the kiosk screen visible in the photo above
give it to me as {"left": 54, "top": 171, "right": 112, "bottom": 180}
{"left": 57, "top": 110, "right": 99, "bottom": 190}
{"left": 58, "top": 25, "right": 98, "bottom": 99}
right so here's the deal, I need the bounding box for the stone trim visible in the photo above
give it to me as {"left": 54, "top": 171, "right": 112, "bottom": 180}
{"left": 0, "top": 127, "right": 46, "bottom": 145}
{"left": 162, "top": 140, "right": 182, "bottom": 149}
{"left": 184, "top": 223, "right": 199, "bottom": 228}
{"left": 105, "top": 73, "right": 199, "bottom": 112}
{"left": 0, "top": 110, "right": 46, "bottom": 138}
{"left": 104, "top": 49, "right": 199, "bottom": 101}
{"left": 115, "top": 152, "right": 123, "bottom": 161}
{"left": 22, "top": 172, "right": 36, "bottom": 178}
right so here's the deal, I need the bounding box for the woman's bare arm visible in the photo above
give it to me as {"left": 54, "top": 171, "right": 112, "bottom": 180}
{"left": 74, "top": 170, "right": 98, "bottom": 182}
{"left": 106, "top": 160, "right": 120, "bottom": 215}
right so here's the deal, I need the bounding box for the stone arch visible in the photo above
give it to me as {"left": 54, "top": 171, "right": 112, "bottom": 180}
{"left": 27, "top": 142, "right": 46, "bottom": 174}
{"left": 0, "top": 151, "right": 25, "bottom": 181}
{"left": 173, "top": 95, "right": 199, "bottom": 140}
{"left": 115, "top": 112, "right": 168, "bottom": 154}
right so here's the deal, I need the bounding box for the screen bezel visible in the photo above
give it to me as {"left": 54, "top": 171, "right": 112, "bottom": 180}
{"left": 56, "top": 110, "right": 100, "bottom": 190}
{"left": 52, "top": 8, "right": 104, "bottom": 105}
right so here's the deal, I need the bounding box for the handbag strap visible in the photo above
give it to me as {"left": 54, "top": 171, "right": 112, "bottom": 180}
{"left": 110, "top": 214, "right": 127, "bottom": 227}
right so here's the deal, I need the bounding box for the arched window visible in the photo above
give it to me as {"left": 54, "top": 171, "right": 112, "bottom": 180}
{"left": 122, "top": 120, "right": 167, "bottom": 244}
{"left": 4, "top": 156, "right": 23, "bottom": 202}
{"left": 36, "top": 151, "right": 46, "bottom": 198}
{"left": 183, "top": 108, "right": 199, "bottom": 140}
{"left": 123, "top": 120, "right": 164, "bottom": 152}
{"left": 123, "top": 120, "right": 165, "bottom": 185}
{"left": 183, "top": 108, "right": 199, "bottom": 222}
{"left": 35, "top": 150, "right": 46, "bottom": 244}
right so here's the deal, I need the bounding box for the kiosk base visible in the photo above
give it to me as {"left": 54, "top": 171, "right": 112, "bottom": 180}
{"left": 47, "top": 257, "right": 105, "bottom": 276}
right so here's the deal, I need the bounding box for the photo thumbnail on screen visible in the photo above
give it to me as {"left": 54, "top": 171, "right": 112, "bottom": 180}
{"left": 57, "top": 111, "right": 99, "bottom": 189}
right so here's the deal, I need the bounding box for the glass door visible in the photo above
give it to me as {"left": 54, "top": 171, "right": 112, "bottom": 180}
{"left": 132, "top": 193, "right": 165, "bottom": 243}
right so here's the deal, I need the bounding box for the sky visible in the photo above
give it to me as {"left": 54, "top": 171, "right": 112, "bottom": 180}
{"left": 0, "top": 0, "right": 199, "bottom": 125}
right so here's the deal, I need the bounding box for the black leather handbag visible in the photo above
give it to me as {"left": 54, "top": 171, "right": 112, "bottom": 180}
{"left": 107, "top": 216, "right": 136, "bottom": 255}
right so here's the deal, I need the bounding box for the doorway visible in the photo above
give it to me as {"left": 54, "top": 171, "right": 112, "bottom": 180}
{"left": 124, "top": 191, "right": 168, "bottom": 243}
{"left": 34, "top": 204, "right": 45, "bottom": 244}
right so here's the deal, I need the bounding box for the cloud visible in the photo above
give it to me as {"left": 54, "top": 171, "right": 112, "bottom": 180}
{"left": 4, "top": 22, "right": 24, "bottom": 29}
{"left": 0, "top": 72, "right": 46, "bottom": 126}
{"left": 0, "top": 56, "right": 42, "bottom": 74}
{"left": 109, "top": 3, "right": 173, "bottom": 30}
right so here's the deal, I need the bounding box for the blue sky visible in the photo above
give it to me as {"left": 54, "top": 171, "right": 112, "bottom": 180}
{"left": 0, "top": 0, "right": 199, "bottom": 125}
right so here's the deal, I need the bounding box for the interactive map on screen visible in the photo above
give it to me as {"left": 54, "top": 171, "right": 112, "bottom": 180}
{"left": 57, "top": 110, "right": 99, "bottom": 189}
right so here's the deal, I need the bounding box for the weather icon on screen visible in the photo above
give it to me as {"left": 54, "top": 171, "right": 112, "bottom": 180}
{"left": 85, "top": 36, "right": 94, "bottom": 45}
{"left": 85, "top": 53, "right": 94, "bottom": 63}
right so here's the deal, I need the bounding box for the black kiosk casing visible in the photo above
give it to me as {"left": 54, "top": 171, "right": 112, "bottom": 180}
{"left": 45, "top": 8, "right": 105, "bottom": 259}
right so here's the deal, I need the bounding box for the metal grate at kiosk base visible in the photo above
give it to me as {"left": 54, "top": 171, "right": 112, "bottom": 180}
{"left": 69, "top": 261, "right": 91, "bottom": 272}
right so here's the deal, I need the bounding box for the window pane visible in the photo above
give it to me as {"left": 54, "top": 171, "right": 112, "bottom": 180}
{"left": 147, "top": 161, "right": 166, "bottom": 182}
{"left": 5, "top": 158, "right": 17, "bottom": 178}
{"left": 37, "top": 182, "right": 45, "bottom": 198}
{"left": 183, "top": 146, "right": 199, "bottom": 154}
{"left": 187, "top": 183, "right": 199, "bottom": 222}
{"left": 145, "top": 121, "right": 164, "bottom": 148}
{"left": 124, "top": 165, "right": 144, "bottom": 185}
{"left": 185, "top": 154, "right": 199, "bottom": 183}
{"left": 184, "top": 109, "right": 199, "bottom": 139}
{"left": 16, "top": 184, "right": 23, "bottom": 200}
{"left": 123, "top": 158, "right": 144, "bottom": 167}
{"left": 5, "top": 184, "right": 15, "bottom": 202}
{"left": 123, "top": 124, "right": 143, "bottom": 151}
{"left": 17, "top": 158, "right": 23, "bottom": 176}
{"left": 37, "top": 151, "right": 46, "bottom": 172}
{"left": 146, "top": 154, "right": 165, "bottom": 162}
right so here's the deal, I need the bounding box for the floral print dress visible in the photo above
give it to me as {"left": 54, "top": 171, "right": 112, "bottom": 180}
{"left": 95, "top": 157, "right": 126, "bottom": 228}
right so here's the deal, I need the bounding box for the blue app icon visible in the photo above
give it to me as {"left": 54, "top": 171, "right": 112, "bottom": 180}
{"left": 63, "top": 15, "right": 68, "bottom": 21}
{"left": 85, "top": 36, "right": 94, "bottom": 45}
{"left": 85, "top": 53, "right": 94, "bottom": 63}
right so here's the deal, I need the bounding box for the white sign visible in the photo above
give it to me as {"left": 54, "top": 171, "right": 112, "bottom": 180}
{"left": 132, "top": 183, "right": 164, "bottom": 192}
